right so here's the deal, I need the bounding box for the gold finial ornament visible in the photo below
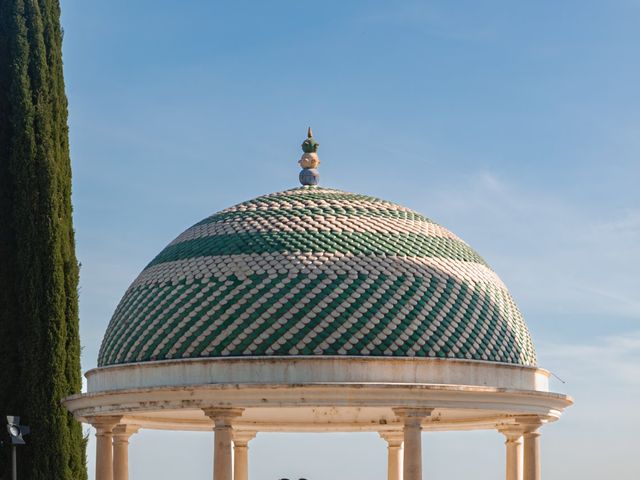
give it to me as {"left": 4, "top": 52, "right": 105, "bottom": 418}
{"left": 307, "top": 126, "right": 313, "bottom": 138}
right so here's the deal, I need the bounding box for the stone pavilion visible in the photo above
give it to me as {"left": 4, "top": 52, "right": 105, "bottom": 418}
{"left": 64, "top": 130, "right": 572, "bottom": 480}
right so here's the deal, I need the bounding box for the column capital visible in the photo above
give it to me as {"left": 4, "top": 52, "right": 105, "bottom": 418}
{"left": 379, "top": 430, "right": 404, "bottom": 447}
{"left": 393, "top": 407, "right": 434, "bottom": 427}
{"left": 233, "top": 430, "right": 257, "bottom": 446}
{"left": 87, "top": 415, "right": 123, "bottom": 434}
{"left": 113, "top": 424, "right": 140, "bottom": 441}
{"left": 203, "top": 407, "right": 244, "bottom": 430}
{"left": 514, "top": 415, "right": 546, "bottom": 436}
{"left": 498, "top": 424, "right": 524, "bottom": 443}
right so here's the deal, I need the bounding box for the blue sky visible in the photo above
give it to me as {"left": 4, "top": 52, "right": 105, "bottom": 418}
{"left": 60, "top": 1, "right": 640, "bottom": 478}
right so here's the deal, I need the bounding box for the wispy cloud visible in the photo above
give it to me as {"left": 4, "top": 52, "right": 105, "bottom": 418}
{"left": 424, "top": 171, "right": 640, "bottom": 320}
{"left": 594, "top": 210, "right": 640, "bottom": 237}
{"left": 539, "top": 331, "right": 640, "bottom": 387}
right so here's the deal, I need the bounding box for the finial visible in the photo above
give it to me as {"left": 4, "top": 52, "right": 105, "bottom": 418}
{"left": 298, "top": 127, "right": 320, "bottom": 186}
{"left": 301, "top": 128, "right": 319, "bottom": 154}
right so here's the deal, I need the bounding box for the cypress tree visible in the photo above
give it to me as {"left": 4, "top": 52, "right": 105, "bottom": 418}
{"left": 0, "top": 0, "right": 87, "bottom": 478}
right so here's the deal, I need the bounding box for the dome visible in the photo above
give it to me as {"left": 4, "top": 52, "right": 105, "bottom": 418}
{"left": 98, "top": 186, "right": 536, "bottom": 367}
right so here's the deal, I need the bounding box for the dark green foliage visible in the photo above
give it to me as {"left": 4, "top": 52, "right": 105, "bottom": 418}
{"left": 0, "top": 0, "right": 87, "bottom": 478}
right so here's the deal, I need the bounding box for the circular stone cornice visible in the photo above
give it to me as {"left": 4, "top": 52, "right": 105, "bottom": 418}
{"left": 63, "top": 381, "right": 573, "bottom": 433}
{"left": 85, "top": 356, "right": 549, "bottom": 393}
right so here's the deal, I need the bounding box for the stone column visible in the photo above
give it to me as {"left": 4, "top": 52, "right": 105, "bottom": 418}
{"left": 233, "top": 431, "right": 256, "bottom": 480}
{"left": 393, "top": 408, "right": 434, "bottom": 480}
{"left": 88, "top": 416, "right": 122, "bottom": 480}
{"left": 499, "top": 427, "right": 523, "bottom": 480}
{"left": 203, "top": 408, "right": 244, "bottom": 480}
{"left": 517, "top": 416, "right": 544, "bottom": 480}
{"left": 112, "top": 424, "right": 140, "bottom": 480}
{"left": 379, "top": 431, "right": 404, "bottom": 480}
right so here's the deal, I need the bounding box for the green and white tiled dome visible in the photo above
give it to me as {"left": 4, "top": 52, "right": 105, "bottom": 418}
{"left": 98, "top": 186, "right": 536, "bottom": 367}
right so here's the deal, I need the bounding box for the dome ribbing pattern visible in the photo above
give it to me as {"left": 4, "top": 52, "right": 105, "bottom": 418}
{"left": 98, "top": 186, "right": 536, "bottom": 367}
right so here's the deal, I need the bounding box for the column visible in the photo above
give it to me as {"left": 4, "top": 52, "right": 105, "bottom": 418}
{"left": 233, "top": 431, "right": 256, "bottom": 480}
{"left": 88, "top": 416, "right": 122, "bottom": 480}
{"left": 499, "top": 427, "right": 523, "bottom": 480}
{"left": 203, "top": 408, "right": 244, "bottom": 480}
{"left": 516, "top": 416, "right": 544, "bottom": 480}
{"left": 393, "top": 408, "right": 434, "bottom": 480}
{"left": 112, "top": 424, "right": 140, "bottom": 480}
{"left": 379, "top": 431, "right": 404, "bottom": 480}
